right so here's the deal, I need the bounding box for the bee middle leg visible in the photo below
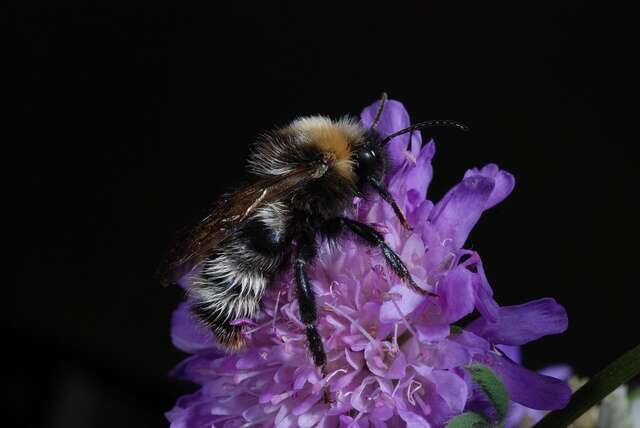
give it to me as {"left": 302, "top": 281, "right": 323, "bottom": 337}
{"left": 326, "top": 217, "right": 428, "bottom": 295}
{"left": 294, "top": 232, "right": 332, "bottom": 403}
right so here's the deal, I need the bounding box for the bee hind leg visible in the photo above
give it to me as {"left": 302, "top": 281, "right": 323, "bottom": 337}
{"left": 294, "top": 232, "right": 332, "bottom": 403}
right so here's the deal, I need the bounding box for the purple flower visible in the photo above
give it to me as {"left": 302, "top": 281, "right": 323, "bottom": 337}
{"left": 166, "top": 99, "right": 570, "bottom": 427}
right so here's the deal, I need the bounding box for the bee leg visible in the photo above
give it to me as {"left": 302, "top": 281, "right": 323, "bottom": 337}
{"left": 332, "top": 217, "right": 432, "bottom": 296}
{"left": 295, "top": 233, "right": 332, "bottom": 403}
{"left": 368, "top": 178, "right": 413, "bottom": 231}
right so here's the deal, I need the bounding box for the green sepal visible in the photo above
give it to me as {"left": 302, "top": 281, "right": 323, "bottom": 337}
{"left": 467, "top": 363, "right": 510, "bottom": 425}
{"left": 445, "top": 411, "right": 491, "bottom": 428}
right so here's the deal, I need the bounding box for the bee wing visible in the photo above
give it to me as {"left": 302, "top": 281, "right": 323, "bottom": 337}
{"left": 158, "top": 164, "right": 323, "bottom": 286}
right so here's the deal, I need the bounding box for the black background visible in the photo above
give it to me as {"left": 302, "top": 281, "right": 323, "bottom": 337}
{"left": 8, "top": 2, "right": 639, "bottom": 427}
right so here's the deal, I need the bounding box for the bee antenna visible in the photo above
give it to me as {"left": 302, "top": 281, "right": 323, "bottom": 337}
{"left": 381, "top": 120, "right": 469, "bottom": 145}
{"left": 370, "top": 92, "right": 388, "bottom": 131}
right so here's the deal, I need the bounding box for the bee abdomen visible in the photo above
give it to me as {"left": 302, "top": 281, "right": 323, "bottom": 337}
{"left": 189, "top": 257, "right": 269, "bottom": 350}
{"left": 188, "top": 203, "right": 290, "bottom": 350}
{"left": 239, "top": 217, "right": 287, "bottom": 257}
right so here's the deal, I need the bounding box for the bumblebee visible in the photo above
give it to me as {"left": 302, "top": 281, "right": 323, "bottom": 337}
{"left": 159, "top": 94, "right": 465, "bottom": 387}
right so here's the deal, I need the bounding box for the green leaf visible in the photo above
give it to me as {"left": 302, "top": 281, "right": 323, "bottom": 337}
{"left": 467, "top": 364, "right": 510, "bottom": 424}
{"left": 445, "top": 412, "right": 491, "bottom": 428}
{"left": 534, "top": 343, "right": 640, "bottom": 428}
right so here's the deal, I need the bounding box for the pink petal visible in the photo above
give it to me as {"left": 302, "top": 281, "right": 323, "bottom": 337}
{"left": 464, "top": 163, "right": 515, "bottom": 209}
{"left": 431, "top": 176, "right": 495, "bottom": 249}
{"left": 467, "top": 298, "right": 568, "bottom": 346}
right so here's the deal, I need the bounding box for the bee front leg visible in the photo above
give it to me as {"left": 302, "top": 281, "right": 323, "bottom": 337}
{"left": 294, "top": 233, "right": 331, "bottom": 403}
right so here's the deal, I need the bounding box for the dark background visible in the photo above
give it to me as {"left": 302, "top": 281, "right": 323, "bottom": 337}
{"left": 7, "top": 1, "right": 638, "bottom": 427}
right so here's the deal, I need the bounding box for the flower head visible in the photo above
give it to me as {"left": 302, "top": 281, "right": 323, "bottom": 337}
{"left": 166, "top": 99, "right": 571, "bottom": 427}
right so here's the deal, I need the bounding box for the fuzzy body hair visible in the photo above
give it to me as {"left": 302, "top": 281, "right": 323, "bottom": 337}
{"left": 188, "top": 202, "right": 291, "bottom": 349}
{"left": 248, "top": 116, "right": 363, "bottom": 179}
{"left": 189, "top": 116, "right": 387, "bottom": 350}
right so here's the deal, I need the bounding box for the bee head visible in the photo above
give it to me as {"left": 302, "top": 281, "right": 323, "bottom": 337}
{"left": 353, "top": 130, "right": 386, "bottom": 192}
{"left": 352, "top": 128, "right": 417, "bottom": 229}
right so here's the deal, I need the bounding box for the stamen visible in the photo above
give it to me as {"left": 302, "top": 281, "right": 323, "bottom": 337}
{"left": 393, "top": 323, "right": 399, "bottom": 350}
{"left": 391, "top": 299, "right": 418, "bottom": 339}
{"left": 325, "top": 303, "right": 376, "bottom": 343}
{"left": 245, "top": 322, "right": 271, "bottom": 335}
{"left": 391, "top": 384, "right": 400, "bottom": 398}
{"left": 492, "top": 344, "right": 504, "bottom": 357}
{"left": 322, "top": 368, "right": 348, "bottom": 386}
{"left": 407, "top": 380, "right": 423, "bottom": 405}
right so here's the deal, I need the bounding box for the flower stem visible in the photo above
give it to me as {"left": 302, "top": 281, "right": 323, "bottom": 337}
{"left": 533, "top": 343, "right": 640, "bottom": 428}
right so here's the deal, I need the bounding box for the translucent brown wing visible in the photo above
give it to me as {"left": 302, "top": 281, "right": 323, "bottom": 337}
{"left": 158, "top": 165, "right": 322, "bottom": 286}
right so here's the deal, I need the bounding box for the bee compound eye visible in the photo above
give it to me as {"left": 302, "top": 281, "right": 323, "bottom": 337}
{"left": 358, "top": 150, "right": 376, "bottom": 165}
{"left": 355, "top": 149, "right": 380, "bottom": 180}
